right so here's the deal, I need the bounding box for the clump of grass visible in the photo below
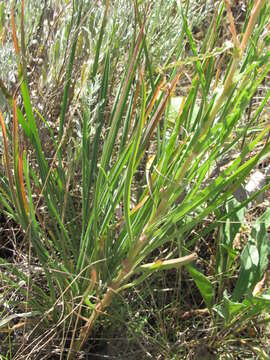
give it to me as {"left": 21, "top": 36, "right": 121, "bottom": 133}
{"left": 0, "top": 0, "right": 270, "bottom": 357}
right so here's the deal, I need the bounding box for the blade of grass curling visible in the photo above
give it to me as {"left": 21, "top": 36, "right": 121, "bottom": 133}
{"left": 138, "top": 2, "right": 170, "bottom": 157}
{"left": 144, "top": 77, "right": 166, "bottom": 122}
{"left": 137, "top": 253, "right": 197, "bottom": 273}
{"left": 140, "top": 73, "right": 181, "bottom": 153}
{"left": 124, "top": 69, "right": 146, "bottom": 246}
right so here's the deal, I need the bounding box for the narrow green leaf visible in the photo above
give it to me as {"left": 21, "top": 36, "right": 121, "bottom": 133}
{"left": 58, "top": 2, "right": 83, "bottom": 141}
{"left": 124, "top": 78, "right": 146, "bottom": 245}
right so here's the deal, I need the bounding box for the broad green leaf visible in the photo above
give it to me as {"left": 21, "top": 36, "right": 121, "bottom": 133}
{"left": 214, "top": 290, "right": 248, "bottom": 324}
{"left": 187, "top": 264, "right": 215, "bottom": 309}
{"left": 167, "top": 96, "right": 200, "bottom": 129}
{"left": 233, "top": 208, "right": 270, "bottom": 301}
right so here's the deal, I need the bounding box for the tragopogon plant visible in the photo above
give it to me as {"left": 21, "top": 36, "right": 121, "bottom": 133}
{"left": 0, "top": 0, "right": 269, "bottom": 355}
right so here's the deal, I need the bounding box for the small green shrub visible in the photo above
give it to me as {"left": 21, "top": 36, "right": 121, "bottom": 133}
{"left": 0, "top": 0, "right": 270, "bottom": 356}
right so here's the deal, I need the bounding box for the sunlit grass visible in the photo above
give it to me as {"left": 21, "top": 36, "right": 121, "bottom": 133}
{"left": 0, "top": 0, "right": 270, "bottom": 357}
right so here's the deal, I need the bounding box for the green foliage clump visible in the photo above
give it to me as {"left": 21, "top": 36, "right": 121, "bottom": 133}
{"left": 0, "top": 0, "right": 270, "bottom": 357}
